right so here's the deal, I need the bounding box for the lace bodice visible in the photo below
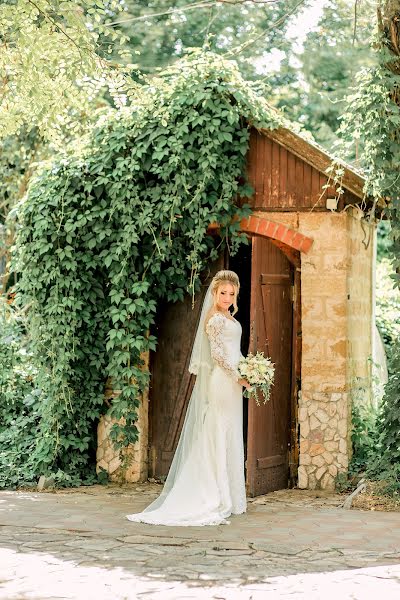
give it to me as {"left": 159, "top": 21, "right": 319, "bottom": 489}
{"left": 205, "top": 312, "right": 242, "bottom": 382}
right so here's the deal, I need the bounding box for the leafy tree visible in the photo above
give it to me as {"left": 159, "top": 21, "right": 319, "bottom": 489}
{"left": 0, "top": 0, "right": 130, "bottom": 141}
{"left": 274, "top": 0, "right": 376, "bottom": 148}
{"left": 117, "top": 0, "right": 308, "bottom": 79}
{"left": 0, "top": 0, "right": 310, "bottom": 141}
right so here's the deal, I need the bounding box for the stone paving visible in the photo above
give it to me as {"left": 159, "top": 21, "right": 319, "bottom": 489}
{"left": 0, "top": 484, "right": 400, "bottom": 599}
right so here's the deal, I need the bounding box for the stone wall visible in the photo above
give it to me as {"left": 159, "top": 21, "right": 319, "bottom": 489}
{"left": 96, "top": 354, "right": 149, "bottom": 483}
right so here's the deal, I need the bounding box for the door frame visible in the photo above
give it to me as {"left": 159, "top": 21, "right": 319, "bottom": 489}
{"left": 233, "top": 215, "right": 310, "bottom": 489}
{"left": 149, "top": 217, "right": 309, "bottom": 491}
{"left": 243, "top": 233, "right": 301, "bottom": 491}
{"left": 268, "top": 238, "right": 301, "bottom": 486}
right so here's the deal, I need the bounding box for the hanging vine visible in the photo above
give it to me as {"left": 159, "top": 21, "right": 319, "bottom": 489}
{"left": 11, "top": 51, "right": 286, "bottom": 486}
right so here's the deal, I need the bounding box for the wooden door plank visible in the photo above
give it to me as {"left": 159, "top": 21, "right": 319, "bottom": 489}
{"left": 246, "top": 237, "right": 294, "bottom": 496}
{"left": 271, "top": 140, "right": 280, "bottom": 206}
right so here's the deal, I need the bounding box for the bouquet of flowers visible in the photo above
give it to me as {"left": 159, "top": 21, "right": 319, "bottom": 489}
{"left": 238, "top": 351, "right": 275, "bottom": 406}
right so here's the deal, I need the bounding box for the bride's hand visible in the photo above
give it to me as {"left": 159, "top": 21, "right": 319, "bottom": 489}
{"left": 238, "top": 378, "right": 252, "bottom": 390}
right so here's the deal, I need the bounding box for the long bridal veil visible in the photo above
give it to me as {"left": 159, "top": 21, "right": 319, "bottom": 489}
{"left": 129, "top": 285, "right": 215, "bottom": 519}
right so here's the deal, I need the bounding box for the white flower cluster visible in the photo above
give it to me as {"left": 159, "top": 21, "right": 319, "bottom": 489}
{"left": 238, "top": 351, "right": 275, "bottom": 406}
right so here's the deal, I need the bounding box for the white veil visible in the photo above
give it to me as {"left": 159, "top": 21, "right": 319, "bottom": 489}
{"left": 137, "top": 283, "right": 215, "bottom": 515}
{"left": 188, "top": 284, "right": 213, "bottom": 375}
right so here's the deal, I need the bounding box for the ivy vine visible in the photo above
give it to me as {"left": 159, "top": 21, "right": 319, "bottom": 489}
{"left": 12, "top": 51, "right": 285, "bottom": 485}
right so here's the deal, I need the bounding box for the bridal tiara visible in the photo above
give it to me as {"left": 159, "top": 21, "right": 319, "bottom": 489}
{"left": 211, "top": 270, "right": 240, "bottom": 291}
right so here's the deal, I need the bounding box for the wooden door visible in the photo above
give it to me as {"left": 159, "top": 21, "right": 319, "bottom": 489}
{"left": 149, "top": 261, "right": 222, "bottom": 480}
{"left": 246, "top": 236, "right": 294, "bottom": 497}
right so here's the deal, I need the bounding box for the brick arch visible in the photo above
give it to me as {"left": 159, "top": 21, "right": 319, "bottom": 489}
{"left": 240, "top": 215, "right": 314, "bottom": 254}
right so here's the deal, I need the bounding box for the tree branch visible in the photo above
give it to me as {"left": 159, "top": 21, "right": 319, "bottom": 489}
{"left": 109, "top": 0, "right": 283, "bottom": 27}
{"left": 227, "top": 0, "right": 307, "bottom": 55}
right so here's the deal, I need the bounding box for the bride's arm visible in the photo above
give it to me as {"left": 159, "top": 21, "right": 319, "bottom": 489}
{"left": 205, "top": 314, "right": 241, "bottom": 382}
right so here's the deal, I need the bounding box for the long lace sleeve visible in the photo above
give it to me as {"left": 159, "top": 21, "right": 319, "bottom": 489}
{"left": 206, "top": 314, "right": 240, "bottom": 382}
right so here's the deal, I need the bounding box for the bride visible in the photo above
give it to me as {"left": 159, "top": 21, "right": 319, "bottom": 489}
{"left": 126, "top": 270, "right": 251, "bottom": 526}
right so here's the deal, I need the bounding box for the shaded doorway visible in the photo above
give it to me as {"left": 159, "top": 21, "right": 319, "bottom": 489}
{"left": 227, "top": 243, "right": 251, "bottom": 478}
{"left": 148, "top": 236, "right": 299, "bottom": 496}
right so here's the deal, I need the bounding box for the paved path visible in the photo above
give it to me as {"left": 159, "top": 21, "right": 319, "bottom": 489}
{"left": 0, "top": 484, "right": 399, "bottom": 599}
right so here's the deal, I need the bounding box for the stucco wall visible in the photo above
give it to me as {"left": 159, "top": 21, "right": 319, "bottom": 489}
{"left": 264, "top": 211, "right": 350, "bottom": 490}
{"left": 346, "top": 207, "right": 375, "bottom": 405}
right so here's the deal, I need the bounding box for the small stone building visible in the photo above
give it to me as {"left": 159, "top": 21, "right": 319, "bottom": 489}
{"left": 97, "top": 125, "right": 376, "bottom": 494}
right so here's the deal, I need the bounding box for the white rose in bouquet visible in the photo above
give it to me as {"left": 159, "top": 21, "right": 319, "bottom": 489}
{"left": 238, "top": 352, "right": 275, "bottom": 406}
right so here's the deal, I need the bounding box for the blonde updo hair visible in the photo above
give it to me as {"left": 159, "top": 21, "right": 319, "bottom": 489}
{"left": 209, "top": 269, "right": 240, "bottom": 317}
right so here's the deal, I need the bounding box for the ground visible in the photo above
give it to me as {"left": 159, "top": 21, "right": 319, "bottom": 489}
{"left": 1, "top": 484, "right": 400, "bottom": 599}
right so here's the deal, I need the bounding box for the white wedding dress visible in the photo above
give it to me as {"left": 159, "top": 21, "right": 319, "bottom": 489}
{"left": 126, "top": 310, "right": 246, "bottom": 526}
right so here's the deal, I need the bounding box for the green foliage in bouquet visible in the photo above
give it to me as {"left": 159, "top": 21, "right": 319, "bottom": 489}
{"left": 238, "top": 351, "right": 275, "bottom": 406}
{"left": 10, "top": 51, "right": 285, "bottom": 487}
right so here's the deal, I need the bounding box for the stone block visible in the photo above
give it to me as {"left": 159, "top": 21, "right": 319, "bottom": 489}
{"left": 103, "top": 445, "right": 114, "bottom": 463}
{"left": 338, "top": 419, "right": 347, "bottom": 437}
{"left": 320, "top": 472, "right": 335, "bottom": 491}
{"left": 302, "top": 298, "right": 326, "bottom": 320}
{"left": 322, "top": 451, "right": 334, "bottom": 465}
{"left": 308, "top": 403, "right": 318, "bottom": 416}
{"left": 324, "top": 429, "right": 335, "bottom": 442}
{"left": 301, "top": 419, "right": 310, "bottom": 439}
{"left": 302, "top": 338, "right": 326, "bottom": 360}
{"left": 309, "top": 428, "right": 323, "bottom": 443}
{"left": 325, "top": 441, "right": 339, "bottom": 452}
{"left": 311, "top": 455, "right": 325, "bottom": 467}
{"left": 308, "top": 472, "right": 317, "bottom": 489}
{"left": 97, "top": 459, "right": 107, "bottom": 471}
{"left": 302, "top": 364, "right": 346, "bottom": 389}
{"left": 315, "top": 408, "right": 329, "bottom": 424}
{"left": 309, "top": 443, "right": 324, "bottom": 456}
{"left": 96, "top": 358, "right": 150, "bottom": 484}
{"left": 325, "top": 298, "right": 346, "bottom": 319}
{"left": 312, "top": 392, "right": 331, "bottom": 403}
{"left": 330, "top": 416, "right": 338, "bottom": 430}
{"left": 300, "top": 453, "right": 311, "bottom": 466}
{"left": 328, "top": 464, "right": 338, "bottom": 477}
{"left": 108, "top": 456, "right": 120, "bottom": 474}
{"left": 328, "top": 403, "right": 337, "bottom": 417}
{"left": 309, "top": 414, "right": 320, "bottom": 430}
{"left": 327, "top": 339, "right": 347, "bottom": 359}
{"left": 298, "top": 466, "right": 308, "bottom": 489}
{"left": 304, "top": 276, "right": 347, "bottom": 298}
{"left": 300, "top": 440, "right": 310, "bottom": 454}
{"left": 315, "top": 466, "right": 326, "bottom": 481}
{"left": 262, "top": 211, "right": 298, "bottom": 230}
{"left": 37, "top": 475, "right": 55, "bottom": 491}
{"left": 298, "top": 407, "right": 308, "bottom": 422}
